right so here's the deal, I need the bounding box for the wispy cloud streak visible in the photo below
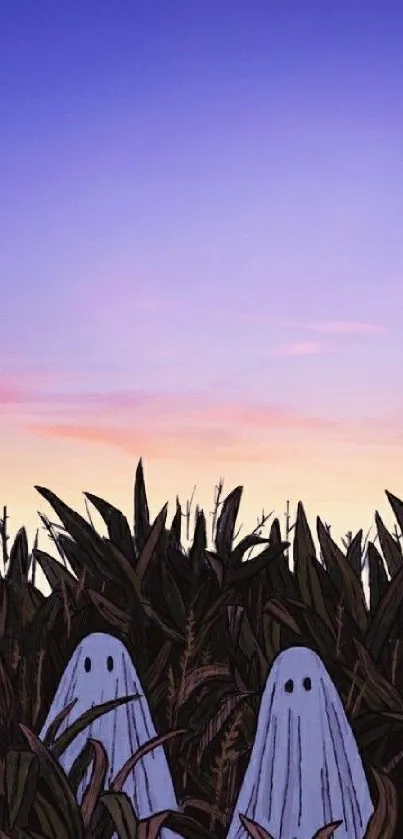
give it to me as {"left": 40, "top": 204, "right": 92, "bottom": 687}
{"left": 13, "top": 373, "right": 337, "bottom": 462}
{"left": 242, "top": 314, "right": 386, "bottom": 335}
{"left": 23, "top": 389, "right": 334, "bottom": 429}
{"left": 0, "top": 375, "right": 333, "bottom": 428}
{"left": 300, "top": 321, "right": 386, "bottom": 335}
{"left": 25, "top": 420, "right": 324, "bottom": 463}
{"left": 278, "top": 341, "right": 324, "bottom": 356}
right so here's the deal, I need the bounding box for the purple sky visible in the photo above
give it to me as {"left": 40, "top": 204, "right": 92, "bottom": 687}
{"left": 1, "top": 2, "right": 403, "bottom": 559}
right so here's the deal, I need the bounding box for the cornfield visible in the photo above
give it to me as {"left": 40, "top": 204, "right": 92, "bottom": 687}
{"left": 0, "top": 458, "right": 402, "bottom": 838}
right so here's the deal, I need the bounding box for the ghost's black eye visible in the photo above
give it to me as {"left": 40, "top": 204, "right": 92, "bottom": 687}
{"left": 284, "top": 679, "right": 294, "bottom": 693}
{"left": 107, "top": 655, "right": 114, "bottom": 672}
{"left": 84, "top": 657, "right": 91, "bottom": 673}
{"left": 303, "top": 676, "right": 312, "bottom": 691}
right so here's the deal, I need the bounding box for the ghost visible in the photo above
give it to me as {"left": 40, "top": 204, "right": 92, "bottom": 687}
{"left": 226, "top": 646, "right": 374, "bottom": 839}
{"left": 39, "top": 632, "right": 181, "bottom": 839}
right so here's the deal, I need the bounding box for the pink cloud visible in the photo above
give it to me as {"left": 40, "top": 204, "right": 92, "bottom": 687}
{"left": 0, "top": 375, "right": 47, "bottom": 405}
{"left": 69, "top": 290, "right": 387, "bottom": 340}
{"left": 17, "top": 378, "right": 403, "bottom": 459}
{"left": 26, "top": 420, "right": 319, "bottom": 464}
{"left": 301, "top": 320, "right": 385, "bottom": 335}
{"left": 228, "top": 311, "right": 386, "bottom": 337}
{"left": 239, "top": 312, "right": 385, "bottom": 334}
{"left": 2, "top": 377, "right": 332, "bottom": 431}
{"left": 194, "top": 401, "right": 333, "bottom": 429}
{"left": 0, "top": 383, "right": 28, "bottom": 404}
{"left": 26, "top": 422, "right": 233, "bottom": 451}
{"left": 279, "top": 341, "right": 324, "bottom": 357}
{"left": 20, "top": 378, "right": 338, "bottom": 463}
{"left": 22, "top": 385, "right": 334, "bottom": 430}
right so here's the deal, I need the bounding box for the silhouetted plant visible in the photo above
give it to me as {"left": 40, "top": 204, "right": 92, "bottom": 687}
{"left": 0, "top": 460, "right": 402, "bottom": 836}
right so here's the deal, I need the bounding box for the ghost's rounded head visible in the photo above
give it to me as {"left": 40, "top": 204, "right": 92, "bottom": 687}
{"left": 267, "top": 646, "right": 341, "bottom": 713}
{"left": 69, "top": 631, "right": 130, "bottom": 679}
{"left": 40, "top": 632, "right": 143, "bottom": 726}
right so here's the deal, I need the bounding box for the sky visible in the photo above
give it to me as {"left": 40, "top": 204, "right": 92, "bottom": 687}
{"left": 1, "top": 1, "right": 403, "bottom": 582}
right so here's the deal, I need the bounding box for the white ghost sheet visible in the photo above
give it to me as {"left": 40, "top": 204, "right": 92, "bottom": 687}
{"left": 39, "top": 632, "right": 181, "bottom": 839}
{"left": 226, "top": 646, "right": 374, "bottom": 839}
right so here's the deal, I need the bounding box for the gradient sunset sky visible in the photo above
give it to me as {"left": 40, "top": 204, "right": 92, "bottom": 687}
{"left": 1, "top": 2, "right": 403, "bottom": 571}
